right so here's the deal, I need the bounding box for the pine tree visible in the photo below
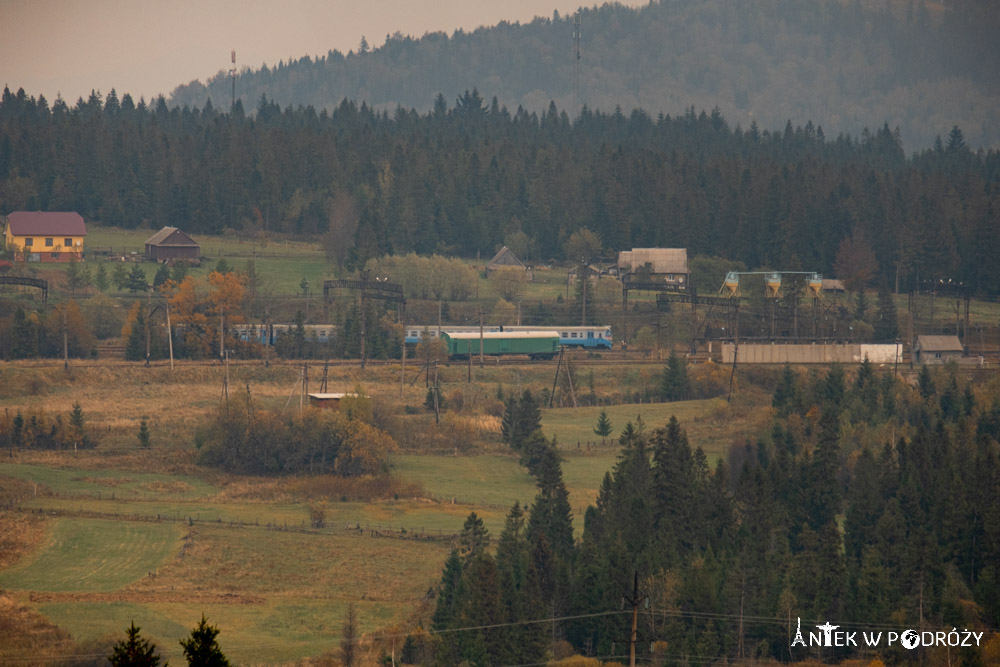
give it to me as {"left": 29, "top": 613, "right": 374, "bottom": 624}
{"left": 459, "top": 512, "right": 490, "bottom": 561}
{"left": 660, "top": 350, "right": 690, "bottom": 402}
{"left": 95, "top": 262, "right": 109, "bottom": 291}
{"left": 431, "top": 550, "right": 463, "bottom": 632}
{"left": 153, "top": 263, "right": 171, "bottom": 288}
{"left": 180, "top": 615, "right": 229, "bottom": 666}
{"left": 340, "top": 603, "right": 358, "bottom": 667}
{"left": 127, "top": 264, "right": 148, "bottom": 293}
{"left": 112, "top": 263, "right": 129, "bottom": 290}
{"left": 138, "top": 418, "right": 151, "bottom": 448}
{"left": 125, "top": 306, "right": 147, "bottom": 361}
{"left": 108, "top": 621, "right": 162, "bottom": 666}
{"left": 593, "top": 409, "right": 613, "bottom": 445}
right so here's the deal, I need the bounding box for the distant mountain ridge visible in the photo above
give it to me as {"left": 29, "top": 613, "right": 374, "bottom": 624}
{"left": 168, "top": 0, "right": 996, "bottom": 150}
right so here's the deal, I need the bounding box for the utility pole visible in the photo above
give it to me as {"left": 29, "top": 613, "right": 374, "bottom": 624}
{"left": 165, "top": 301, "right": 174, "bottom": 370}
{"left": 479, "top": 307, "right": 485, "bottom": 367}
{"left": 62, "top": 305, "right": 68, "bottom": 371}
{"left": 624, "top": 571, "right": 643, "bottom": 667}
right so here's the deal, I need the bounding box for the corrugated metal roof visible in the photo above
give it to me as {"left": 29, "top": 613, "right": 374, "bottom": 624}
{"left": 145, "top": 226, "right": 198, "bottom": 247}
{"left": 915, "top": 335, "right": 963, "bottom": 352}
{"left": 618, "top": 248, "right": 688, "bottom": 274}
{"left": 7, "top": 211, "right": 86, "bottom": 236}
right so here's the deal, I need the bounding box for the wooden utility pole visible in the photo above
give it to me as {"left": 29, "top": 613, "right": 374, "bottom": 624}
{"left": 400, "top": 332, "right": 406, "bottom": 397}
{"left": 626, "top": 571, "right": 640, "bottom": 667}
{"left": 433, "top": 362, "right": 440, "bottom": 425}
{"left": 479, "top": 307, "right": 485, "bottom": 367}
{"left": 549, "top": 348, "right": 563, "bottom": 408}
{"left": 62, "top": 305, "right": 68, "bottom": 371}
{"left": 467, "top": 340, "right": 472, "bottom": 382}
{"left": 165, "top": 301, "right": 174, "bottom": 370}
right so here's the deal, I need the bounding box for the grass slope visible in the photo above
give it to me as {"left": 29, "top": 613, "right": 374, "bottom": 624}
{"left": 0, "top": 518, "right": 182, "bottom": 592}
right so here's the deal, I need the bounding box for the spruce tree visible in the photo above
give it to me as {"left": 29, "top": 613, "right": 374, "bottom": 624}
{"left": 95, "top": 262, "right": 109, "bottom": 291}
{"left": 138, "top": 418, "right": 151, "bottom": 448}
{"left": 125, "top": 307, "right": 147, "bottom": 361}
{"left": 431, "top": 550, "right": 463, "bottom": 632}
{"left": 127, "top": 264, "right": 148, "bottom": 293}
{"left": 660, "top": 350, "right": 690, "bottom": 401}
{"left": 340, "top": 603, "right": 358, "bottom": 667}
{"left": 593, "top": 409, "right": 613, "bottom": 445}
{"left": 180, "top": 615, "right": 229, "bottom": 666}
{"left": 152, "top": 263, "right": 171, "bottom": 289}
{"left": 458, "top": 512, "right": 490, "bottom": 561}
{"left": 109, "top": 621, "right": 162, "bottom": 666}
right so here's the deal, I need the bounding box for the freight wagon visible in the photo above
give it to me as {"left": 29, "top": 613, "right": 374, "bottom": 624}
{"left": 440, "top": 331, "right": 560, "bottom": 360}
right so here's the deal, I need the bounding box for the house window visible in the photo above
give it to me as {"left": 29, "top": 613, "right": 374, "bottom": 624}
{"left": 64, "top": 238, "right": 73, "bottom": 247}
{"left": 51, "top": 253, "right": 60, "bottom": 259}
{"left": 45, "top": 238, "right": 53, "bottom": 247}
{"left": 24, "top": 237, "right": 33, "bottom": 246}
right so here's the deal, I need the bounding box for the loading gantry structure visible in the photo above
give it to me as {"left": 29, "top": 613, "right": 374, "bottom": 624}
{"left": 718, "top": 271, "right": 823, "bottom": 299}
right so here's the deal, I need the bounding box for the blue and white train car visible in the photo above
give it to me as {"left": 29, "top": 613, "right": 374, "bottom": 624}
{"left": 506, "top": 325, "right": 613, "bottom": 349}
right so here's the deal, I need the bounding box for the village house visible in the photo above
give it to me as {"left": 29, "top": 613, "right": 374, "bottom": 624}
{"left": 617, "top": 247, "right": 690, "bottom": 291}
{"left": 144, "top": 226, "right": 201, "bottom": 263}
{"left": 3, "top": 211, "right": 86, "bottom": 262}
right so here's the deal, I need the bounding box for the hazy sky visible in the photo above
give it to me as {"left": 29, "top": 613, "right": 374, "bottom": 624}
{"left": 1, "top": 0, "right": 647, "bottom": 105}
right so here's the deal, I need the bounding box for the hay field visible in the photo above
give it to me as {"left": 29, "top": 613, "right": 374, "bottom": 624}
{"left": 0, "top": 354, "right": 766, "bottom": 664}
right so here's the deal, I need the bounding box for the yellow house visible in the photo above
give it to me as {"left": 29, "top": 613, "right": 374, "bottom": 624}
{"left": 3, "top": 211, "right": 86, "bottom": 262}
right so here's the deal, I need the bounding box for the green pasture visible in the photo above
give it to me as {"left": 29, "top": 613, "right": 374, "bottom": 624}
{"left": 0, "top": 463, "right": 217, "bottom": 499}
{"left": 0, "top": 518, "right": 182, "bottom": 592}
{"left": 32, "top": 521, "right": 449, "bottom": 664}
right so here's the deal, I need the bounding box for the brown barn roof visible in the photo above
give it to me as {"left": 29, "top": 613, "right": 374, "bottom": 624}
{"left": 915, "top": 335, "right": 963, "bottom": 352}
{"left": 6, "top": 211, "right": 86, "bottom": 236}
{"left": 487, "top": 246, "right": 525, "bottom": 269}
{"left": 145, "top": 226, "right": 199, "bottom": 247}
{"left": 618, "top": 248, "right": 688, "bottom": 274}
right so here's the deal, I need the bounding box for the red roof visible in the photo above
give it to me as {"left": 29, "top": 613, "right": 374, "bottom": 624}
{"left": 6, "top": 211, "right": 87, "bottom": 237}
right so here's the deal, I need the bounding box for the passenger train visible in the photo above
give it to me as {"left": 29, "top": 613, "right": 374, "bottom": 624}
{"left": 231, "top": 323, "right": 613, "bottom": 349}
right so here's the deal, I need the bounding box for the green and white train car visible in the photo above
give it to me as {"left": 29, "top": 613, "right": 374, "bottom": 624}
{"left": 440, "top": 331, "right": 560, "bottom": 360}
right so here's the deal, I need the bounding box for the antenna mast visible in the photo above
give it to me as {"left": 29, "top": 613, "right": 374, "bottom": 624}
{"left": 573, "top": 12, "right": 581, "bottom": 119}
{"left": 229, "top": 50, "right": 237, "bottom": 111}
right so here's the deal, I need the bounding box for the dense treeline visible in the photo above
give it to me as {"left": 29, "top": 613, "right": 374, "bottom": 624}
{"left": 426, "top": 364, "right": 1000, "bottom": 664}
{"left": 2, "top": 87, "right": 998, "bottom": 295}
{"left": 169, "top": 0, "right": 1000, "bottom": 150}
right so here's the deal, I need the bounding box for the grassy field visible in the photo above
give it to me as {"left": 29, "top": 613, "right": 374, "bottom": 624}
{"left": 0, "top": 518, "right": 182, "bottom": 592}
{"left": 0, "top": 343, "right": 771, "bottom": 664}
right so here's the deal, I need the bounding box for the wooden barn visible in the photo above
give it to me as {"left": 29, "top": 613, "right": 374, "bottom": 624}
{"left": 144, "top": 227, "right": 200, "bottom": 262}
{"left": 486, "top": 246, "right": 530, "bottom": 277}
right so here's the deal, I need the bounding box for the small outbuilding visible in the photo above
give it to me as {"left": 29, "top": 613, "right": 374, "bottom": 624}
{"left": 486, "top": 246, "right": 530, "bottom": 277}
{"left": 913, "top": 335, "right": 964, "bottom": 365}
{"left": 307, "top": 393, "right": 347, "bottom": 410}
{"left": 144, "top": 227, "right": 200, "bottom": 262}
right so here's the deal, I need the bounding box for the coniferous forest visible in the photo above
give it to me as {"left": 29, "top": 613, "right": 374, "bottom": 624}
{"left": 429, "top": 366, "right": 1000, "bottom": 665}
{"left": 1, "top": 86, "right": 999, "bottom": 295}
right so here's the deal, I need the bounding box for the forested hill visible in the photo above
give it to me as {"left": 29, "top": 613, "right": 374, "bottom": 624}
{"left": 168, "top": 0, "right": 1000, "bottom": 151}
{"left": 2, "top": 87, "right": 999, "bottom": 295}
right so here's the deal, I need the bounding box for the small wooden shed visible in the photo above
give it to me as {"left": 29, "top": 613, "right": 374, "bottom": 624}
{"left": 307, "top": 393, "right": 347, "bottom": 410}
{"left": 486, "top": 246, "right": 530, "bottom": 277}
{"left": 913, "top": 335, "right": 964, "bottom": 365}
{"left": 144, "top": 227, "right": 200, "bottom": 262}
